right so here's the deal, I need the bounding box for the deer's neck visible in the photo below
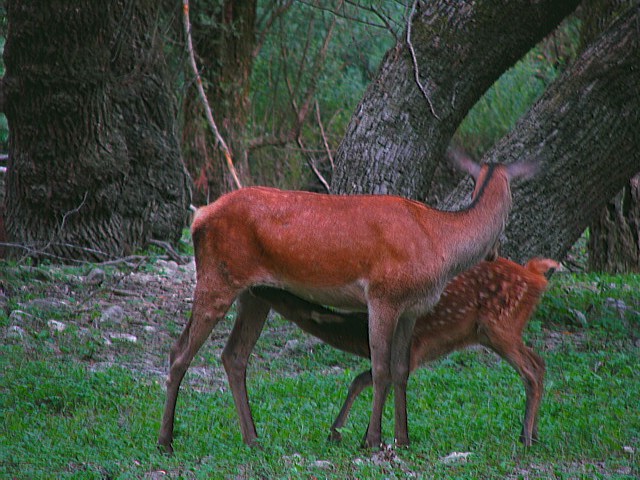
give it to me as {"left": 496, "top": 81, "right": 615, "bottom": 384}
{"left": 439, "top": 172, "right": 512, "bottom": 277}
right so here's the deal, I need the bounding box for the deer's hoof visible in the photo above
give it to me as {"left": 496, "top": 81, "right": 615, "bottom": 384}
{"left": 157, "top": 441, "right": 174, "bottom": 456}
{"left": 519, "top": 432, "right": 540, "bottom": 448}
{"left": 394, "top": 437, "right": 410, "bottom": 448}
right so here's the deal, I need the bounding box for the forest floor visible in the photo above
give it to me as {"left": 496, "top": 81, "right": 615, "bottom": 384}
{"left": 1, "top": 255, "right": 316, "bottom": 392}
{"left": 1, "top": 250, "right": 639, "bottom": 478}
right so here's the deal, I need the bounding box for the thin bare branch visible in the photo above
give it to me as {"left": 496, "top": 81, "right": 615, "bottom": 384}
{"left": 297, "top": 136, "right": 331, "bottom": 193}
{"left": 299, "top": 0, "right": 401, "bottom": 38}
{"left": 406, "top": 0, "right": 439, "bottom": 119}
{"left": 248, "top": 0, "right": 342, "bottom": 163}
{"left": 315, "top": 100, "right": 335, "bottom": 171}
{"left": 269, "top": 1, "right": 341, "bottom": 155}
{"left": 0, "top": 241, "right": 115, "bottom": 263}
{"left": 344, "top": 0, "right": 403, "bottom": 41}
{"left": 0, "top": 239, "right": 185, "bottom": 268}
{"left": 59, "top": 191, "right": 88, "bottom": 233}
{"left": 182, "top": 0, "right": 242, "bottom": 190}
{"left": 254, "top": 0, "right": 295, "bottom": 58}
{"left": 148, "top": 239, "right": 190, "bottom": 264}
{"left": 296, "top": 0, "right": 342, "bottom": 126}
{"left": 248, "top": 130, "right": 298, "bottom": 151}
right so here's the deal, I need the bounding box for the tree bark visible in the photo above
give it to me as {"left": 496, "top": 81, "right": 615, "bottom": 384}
{"left": 3, "top": 1, "right": 191, "bottom": 262}
{"left": 330, "top": 0, "right": 581, "bottom": 204}
{"left": 441, "top": 5, "right": 640, "bottom": 264}
{"left": 581, "top": 0, "right": 640, "bottom": 273}
{"left": 588, "top": 173, "right": 640, "bottom": 273}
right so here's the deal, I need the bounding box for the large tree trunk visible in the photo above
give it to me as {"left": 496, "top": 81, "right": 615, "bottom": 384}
{"left": 581, "top": 0, "right": 640, "bottom": 273}
{"left": 441, "top": 5, "right": 640, "bottom": 264}
{"left": 588, "top": 173, "right": 640, "bottom": 273}
{"left": 181, "top": 0, "right": 256, "bottom": 204}
{"left": 330, "top": 0, "right": 580, "bottom": 204}
{"left": 2, "top": 0, "right": 191, "bottom": 262}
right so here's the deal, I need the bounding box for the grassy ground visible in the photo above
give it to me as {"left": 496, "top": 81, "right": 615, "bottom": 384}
{"left": 0, "top": 254, "right": 638, "bottom": 479}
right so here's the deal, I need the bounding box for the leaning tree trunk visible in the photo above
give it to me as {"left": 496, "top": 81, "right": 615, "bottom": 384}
{"left": 580, "top": 0, "right": 640, "bottom": 273}
{"left": 2, "top": 1, "right": 191, "bottom": 262}
{"left": 441, "top": 5, "right": 640, "bottom": 264}
{"left": 180, "top": 0, "right": 256, "bottom": 204}
{"left": 588, "top": 173, "right": 640, "bottom": 273}
{"left": 330, "top": 0, "right": 580, "bottom": 204}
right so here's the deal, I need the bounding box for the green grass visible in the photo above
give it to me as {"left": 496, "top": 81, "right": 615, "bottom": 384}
{"left": 1, "top": 261, "right": 639, "bottom": 478}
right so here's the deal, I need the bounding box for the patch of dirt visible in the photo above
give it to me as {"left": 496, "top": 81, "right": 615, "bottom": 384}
{"left": 2, "top": 259, "right": 210, "bottom": 384}
{"left": 1, "top": 258, "right": 327, "bottom": 390}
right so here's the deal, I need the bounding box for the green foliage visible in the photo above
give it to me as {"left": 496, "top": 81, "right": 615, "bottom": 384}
{"left": 248, "top": 1, "right": 401, "bottom": 188}
{"left": 455, "top": 19, "right": 582, "bottom": 158}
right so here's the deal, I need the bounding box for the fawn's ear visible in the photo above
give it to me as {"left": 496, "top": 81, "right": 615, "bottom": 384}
{"left": 524, "top": 258, "right": 562, "bottom": 276}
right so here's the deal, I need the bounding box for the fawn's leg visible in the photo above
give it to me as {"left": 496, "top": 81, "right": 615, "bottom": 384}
{"left": 490, "top": 339, "right": 545, "bottom": 447}
{"left": 329, "top": 369, "right": 373, "bottom": 442}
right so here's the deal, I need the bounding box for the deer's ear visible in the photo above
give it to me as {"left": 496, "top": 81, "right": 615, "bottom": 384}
{"left": 448, "top": 148, "right": 481, "bottom": 179}
{"left": 506, "top": 159, "right": 539, "bottom": 180}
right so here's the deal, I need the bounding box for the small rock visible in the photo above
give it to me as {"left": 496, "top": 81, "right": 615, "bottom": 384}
{"left": 145, "top": 471, "right": 167, "bottom": 480}
{"left": 77, "top": 327, "right": 92, "bottom": 338}
{"left": 156, "top": 260, "right": 179, "bottom": 273}
{"left": 100, "top": 305, "right": 126, "bottom": 325}
{"left": 6, "top": 325, "right": 27, "bottom": 339}
{"left": 440, "top": 451, "right": 473, "bottom": 464}
{"left": 48, "top": 320, "right": 67, "bottom": 332}
{"left": 569, "top": 308, "right": 587, "bottom": 326}
{"left": 622, "top": 445, "right": 635, "bottom": 454}
{"left": 370, "top": 444, "right": 401, "bottom": 465}
{"left": 283, "top": 339, "right": 299, "bottom": 353}
{"left": 9, "top": 310, "right": 32, "bottom": 324}
{"left": 282, "top": 453, "right": 304, "bottom": 466}
{"left": 108, "top": 332, "right": 138, "bottom": 343}
{"left": 85, "top": 268, "right": 106, "bottom": 286}
{"left": 605, "top": 297, "right": 627, "bottom": 309}
{"left": 143, "top": 325, "right": 157, "bottom": 333}
{"left": 23, "top": 297, "right": 68, "bottom": 312}
{"left": 311, "top": 460, "right": 333, "bottom": 471}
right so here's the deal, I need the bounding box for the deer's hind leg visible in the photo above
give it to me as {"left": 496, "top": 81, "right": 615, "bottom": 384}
{"left": 158, "top": 283, "right": 237, "bottom": 453}
{"left": 222, "top": 290, "right": 271, "bottom": 446}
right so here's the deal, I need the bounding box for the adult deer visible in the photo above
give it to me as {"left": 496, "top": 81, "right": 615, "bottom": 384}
{"left": 251, "top": 257, "right": 559, "bottom": 447}
{"left": 157, "top": 155, "right": 537, "bottom": 453}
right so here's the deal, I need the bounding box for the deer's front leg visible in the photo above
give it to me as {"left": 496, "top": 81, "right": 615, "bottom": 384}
{"left": 362, "top": 301, "right": 398, "bottom": 449}
{"left": 390, "top": 314, "right": 417, "bottom": 447}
